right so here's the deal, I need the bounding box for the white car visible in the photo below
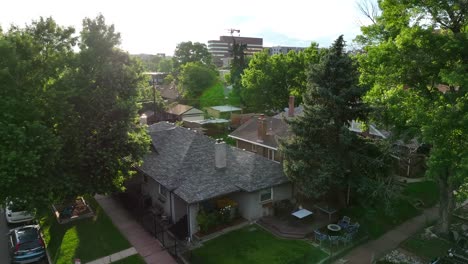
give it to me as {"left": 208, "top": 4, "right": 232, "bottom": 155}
{"left": 5, "top": 202, "right": 35, "bottom": 224}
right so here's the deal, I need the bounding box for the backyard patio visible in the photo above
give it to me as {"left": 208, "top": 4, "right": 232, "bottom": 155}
{"left": 258, "top": 200, "right": 341, "bottom": 239}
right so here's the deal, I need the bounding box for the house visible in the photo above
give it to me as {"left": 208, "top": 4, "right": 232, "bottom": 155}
{"left": 163, "top": 104, "right": 204, "bottom": 122}
{"left": 228, "top": 96, "right": 298, "bottom": 162}
{"left": 206, "top": 105, "right": 242, "bottom": 119}
{"left": 229, "top": 96, "right": 390, "bottom": 162}
{"left": 136, "top": 122, "right": 292, "bottom": 239}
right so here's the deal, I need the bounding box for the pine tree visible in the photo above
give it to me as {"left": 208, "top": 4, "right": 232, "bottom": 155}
{"left": 280, "top": 35, "right": 368, "bottom": 200}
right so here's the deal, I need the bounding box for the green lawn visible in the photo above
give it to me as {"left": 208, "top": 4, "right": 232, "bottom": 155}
{"left": 342, "top": 181, "right": 438, "bottom": 238}
{"left": 111, "top": 254, "right": 146, "bottom": 264}
{"left": 40, "top": 197, "right": 131, "bottom": 264}
{"left": 401, "top": 231, "right": 452, "bottom": 261}
{"left": 402, "top": 181, "right": 439, "bottom": 207}
{"left": 190, "top": 225, "right": 328, "bottom": 264}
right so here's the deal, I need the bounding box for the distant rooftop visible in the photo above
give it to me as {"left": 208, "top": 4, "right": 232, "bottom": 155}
{"left": 209, "top": 105, "right": 242, "bottom": 112}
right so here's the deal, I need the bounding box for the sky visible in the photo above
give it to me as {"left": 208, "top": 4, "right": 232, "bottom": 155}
{"left": 0, "top": 0, "right": 372, "bottom": 55}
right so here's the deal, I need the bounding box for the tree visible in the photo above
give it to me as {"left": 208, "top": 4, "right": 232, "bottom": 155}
{"left": 357, "top": 0, "right": 468, "bottom": 235}
{"left": 178, "top": 62, "right": 218, "bottom": 102}
{"left": 280, "top": 36, "right": 371, "bottom": 202}
{"left": 172, "top": 41, "right": 213, "bottom": 71}
{"left": 0, "top": 17, "right": 77, "bottom": 209}
{"left": 241, "top": 44, "right": 320, "bottom": 113}
{"left": 0, "top": 16, "right": 149, "bottom": 209}
{"left": 158, "top": 57, "right": 173, "bottom": 72}
{"left": 229, "top": 41, "right": 248, "bottom": 104}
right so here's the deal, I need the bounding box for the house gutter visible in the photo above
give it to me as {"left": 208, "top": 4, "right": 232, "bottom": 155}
{"left": 227, "top": 135, "right": 278, "bottom": 150}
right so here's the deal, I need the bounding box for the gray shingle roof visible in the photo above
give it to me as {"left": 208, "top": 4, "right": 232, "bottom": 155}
{"left": 139, "top": 122, "right": 289, "bottom": 203}
{"left": 228, "top": 116, "right": 289, "bottom": 150}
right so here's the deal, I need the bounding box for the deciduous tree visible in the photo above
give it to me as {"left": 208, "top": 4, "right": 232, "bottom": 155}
{"left": 357, "top": 0, "right": 468, "bottom": 235}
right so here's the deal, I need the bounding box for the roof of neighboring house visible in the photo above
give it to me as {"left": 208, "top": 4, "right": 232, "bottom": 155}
{"left": 209, "top": 105, "right": 243, "bottom": 112}
{"left": 228, "top": 116, "right": 289, "bottom": 150}
{"left": 273, "top": 105, "right": 304, "bottom": 119}
{"left": 167, "top": 104, "right": 203, "bottom": 116}
{"left": 158, "top": 84, "right": 180, "bottom": 100}
{"left": 139, "top": 122, "right": 289, "bottom": 204}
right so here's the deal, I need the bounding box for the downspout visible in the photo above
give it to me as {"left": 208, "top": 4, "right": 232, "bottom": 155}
{"left": 187, "top": 204, "right": 191, "bottom": 241}
{"left": 170, "top": 190, "right": 174, "bottom": 223}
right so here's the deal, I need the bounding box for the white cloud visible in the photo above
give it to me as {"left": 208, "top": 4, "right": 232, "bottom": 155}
{"left": 1, "top": 0, "right": 368, "bottom": 55}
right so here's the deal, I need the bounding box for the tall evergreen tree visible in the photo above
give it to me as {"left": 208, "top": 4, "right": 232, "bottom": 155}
{"left": 280, "top": 36, "right": 369, "bottom": 200}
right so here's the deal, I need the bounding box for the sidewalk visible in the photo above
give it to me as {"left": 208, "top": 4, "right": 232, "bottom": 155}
{"left": 95, "top": 195, "right": 177, "bottom": 264}
{"left": 336, "top": 205, "right": 439, "bottom": 264}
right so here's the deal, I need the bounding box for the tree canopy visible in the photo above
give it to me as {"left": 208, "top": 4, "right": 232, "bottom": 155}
{"left": 0, "top": 15, "right": 149, "bottom": 209}
{"left": 178, "top": 62, "right": 218, "bottom": 103}
{"left": 172, "top": 41, "right": 213, "bottom": 71}
{"left": 357, "top": 0, "right": 468, "bottom": 234}
{"left": 241, "top": 43, "right": 320, "bottom": 113}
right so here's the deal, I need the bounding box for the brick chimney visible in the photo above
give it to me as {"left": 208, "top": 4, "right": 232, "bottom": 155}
{"left": 215, "top": 139, "right": 227, "bottom": 169}
{"left": 257, "top": 114, "right": 266, "bottom": 142}
{"left": 288, "top": 96, "right": 295, "bottom": 117}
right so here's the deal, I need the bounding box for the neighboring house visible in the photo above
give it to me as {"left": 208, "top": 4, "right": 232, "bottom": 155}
{"left": 163, "top": 104, "right": 204, "bottom": 122}
{"left": 158, "top": 83, "right": 180, "bottom": 103}
{"left": 228, "top": 96, "right": 298, "bottom": 162}
{"left": 229, "top": 96, "right": 390, "bottom": 162}
{"left": 206, "top": 105, "right": 242, "bottom": 119}
{"left": 137, "top": 122, "right": 292, "bottom": 239}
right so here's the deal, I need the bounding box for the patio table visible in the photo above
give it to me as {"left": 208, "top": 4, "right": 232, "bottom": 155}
{"left": 291, "top": 208, "right": 313, "bottom": 219}
{"left": 314, "top": 204, "right": 337, "bottom": 221}
{"left": 327, "top": 224, "right": 341, "bottom": 232}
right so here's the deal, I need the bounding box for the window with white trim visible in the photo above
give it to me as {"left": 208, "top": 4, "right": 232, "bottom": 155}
{"left": 259, "top": 188, "right": 273, "bottom": 203}
{"left": 251, "top": 144, "right": 257, "bottom": 152}
{"left": 159, "top": 184, "right": 168, "bottom": 198}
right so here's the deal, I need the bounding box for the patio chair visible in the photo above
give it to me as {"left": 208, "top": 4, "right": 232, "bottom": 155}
{"left": 345, "top": 222, "right": 360, "bottom": 234}
{"left": 340, "top": 233, "right": 353, "bottom": 246}
{"left": 338, "top": 216, "right": 351, "bottom": 229}
{"left": 329, "top": 235, "right": 341, "bottom": 247}
{"left": 313, "top": 230, "right": 328, "bottom": 247}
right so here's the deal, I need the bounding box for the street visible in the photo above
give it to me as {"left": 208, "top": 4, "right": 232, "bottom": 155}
{"left": 0, "top": 207, "right": 11, "bottom": 264}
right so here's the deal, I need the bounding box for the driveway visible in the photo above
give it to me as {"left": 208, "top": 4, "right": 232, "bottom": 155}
{"left": 0, "top": 207, "right": 11, "bottom": 264}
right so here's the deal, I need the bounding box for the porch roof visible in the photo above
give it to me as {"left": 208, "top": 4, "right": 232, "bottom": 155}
{"left": 139, "top": 122, "right": 289, "bottom": 203}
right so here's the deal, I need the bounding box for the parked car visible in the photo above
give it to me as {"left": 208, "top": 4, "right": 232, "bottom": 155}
{"left": 5, "top": 201, "right": 35, "bottom": 224}
{"left": 8, "top": 225, "right": 46, "bottom": 264}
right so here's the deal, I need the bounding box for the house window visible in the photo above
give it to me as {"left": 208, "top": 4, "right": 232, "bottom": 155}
{"left": 251, "top": 144, "right": 257, "bottom": 152}
{"left": 268, "top": 149, "right": 275, "bottom": 160}
{"left": 159, "top": 184, "right": 168, "bottom": 198}
{"left": 259, "top": 188, "right": 273, "bottom": 203}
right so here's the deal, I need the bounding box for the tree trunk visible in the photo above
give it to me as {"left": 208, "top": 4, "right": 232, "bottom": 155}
{"left": 437, "top": 171, "right": 454, "bottom": 236}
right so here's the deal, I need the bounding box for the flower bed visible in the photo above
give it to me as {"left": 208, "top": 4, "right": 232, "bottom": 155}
{"left": 52, "top": 197, "right": 94, "bottom": 224}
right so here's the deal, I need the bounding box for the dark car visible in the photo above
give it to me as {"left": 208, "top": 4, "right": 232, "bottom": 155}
{"left": 8, "top": 225, "right": 46, "bottom": 264}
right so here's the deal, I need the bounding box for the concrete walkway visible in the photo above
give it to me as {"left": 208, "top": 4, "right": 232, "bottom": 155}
{"left": 86, "top": 247, "right": 137, "bottom": 264}
{"left": 95, "top": 195, "right": 177, "bottom": 264}
{"left": 336, "top": 205, "right": 439, "bottom": 264}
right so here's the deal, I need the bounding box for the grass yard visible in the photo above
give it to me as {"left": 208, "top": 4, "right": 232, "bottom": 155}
{"left": 190, "top": 225, "right": 328, "bottom": 264}
{"left": 401, "top": 231, "right": 452, "bottom": 261}
{"left": 402, "top": 181, "right": 439, "bottom": 207}
{"left": 343, "top": 181, "right": 438, "bottom": 238}
{"left": 40, "top": 197, "right": 131, "bottom": 264}
{"left": 111, "top": 254, "right": 146, "bottom": 264}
